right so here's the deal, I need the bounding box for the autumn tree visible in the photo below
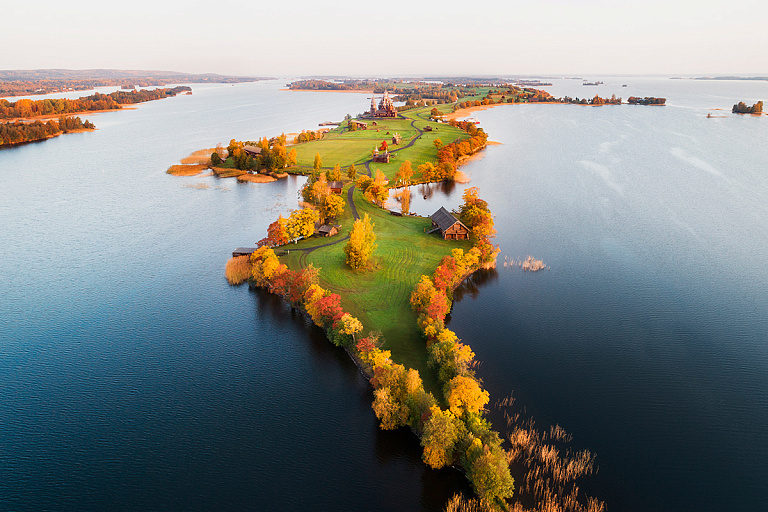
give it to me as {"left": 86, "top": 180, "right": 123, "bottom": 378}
{"left": 313, "top": 152, "right": 323, "bottom": 171}
{"left": 421, "top": 406, "right": 464, "bottom": 469}
{"left": 395, "top": 160, "right": 413, "bottom": 186}
{"left": 433, "top": 138, "right": 443, "bottom": 150}
{"left": 322, "top": 193, "right": 345, "bottom": 222}
{"left": 286, "top": 208, "right": 319, "bottom": 240}
{"left": 326, "top": 163, "right": 342, "bottom": 182}
{"left": 344, "top": 213, "right": 376, "bottom": 269}
{"left": 287, "top": 148, "right": 297, "bottom": 166}
{"left": 418, "top": 162, "right": 435, "bottom": 182}
{"left": 347, "top": 164, "right": 357, "bottom": 180}
{"left": 445, "top": 375, "right": 489, "bottom": 417}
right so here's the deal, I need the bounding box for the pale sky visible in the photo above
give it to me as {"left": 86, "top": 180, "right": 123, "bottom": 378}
{"left": 4, "top": 0, "right": 767, "bottom": 77}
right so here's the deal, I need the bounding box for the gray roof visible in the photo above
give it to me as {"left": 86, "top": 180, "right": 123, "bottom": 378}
{"left": 430, "top": 206, "right": 469, "bottom": 232}
{"left": 243, "top": 145, "right": 262, "bottom": 154}
{"left": 328, "top": 181, "right": 344, "bottom": 189}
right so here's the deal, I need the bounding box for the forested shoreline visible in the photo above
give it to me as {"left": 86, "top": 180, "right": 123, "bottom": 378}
{"left": 0, "top": 86, "right": 192, "bottom": 120}
{"left": 0, "top": 117, "right": 94, "bottom": 147}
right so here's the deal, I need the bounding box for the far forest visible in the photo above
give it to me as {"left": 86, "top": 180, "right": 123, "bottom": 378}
{"left": 0, "top": 87, "right": 192, "bottom": 120}
{"left": 0, "top": 116, "right": 94, "bottom": 147}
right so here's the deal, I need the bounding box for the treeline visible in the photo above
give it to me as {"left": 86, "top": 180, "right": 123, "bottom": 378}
{"left": 732, "top": 100, "right": 763, "bottom": 114}
{"left": 0, "top": 71, "right": 259, "bottom": 97}
{"left": 0, "top": 86, "right": 191, "bottom": 119}
{"left": 0, "top": 116, "right": 94, "bottom": 146}
{"left": 289, "top": 80, "right": 377, "bottom": 91}
{"left": 561, "top": 94, "right": 622, "bottom": 105}
{"left": 627, "top": 96, "right": 666, "bottom": 105}
{"left": 435, "top": 120, "right": 489, "bottom": 177}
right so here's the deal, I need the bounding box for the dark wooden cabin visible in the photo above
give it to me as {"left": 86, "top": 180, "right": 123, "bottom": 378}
{"left": 243, "top": 145, "right": 262, "bottom": 157}
{"left": 429, "top": 207, "right": 470, "bottom": 240}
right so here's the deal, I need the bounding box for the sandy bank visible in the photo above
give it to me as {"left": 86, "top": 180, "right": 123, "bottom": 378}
{"left": 167, "top": 164, "right": 208, "bottom": 176}
{"left": 237, "top": 173, "right": 276, "bottom": 183}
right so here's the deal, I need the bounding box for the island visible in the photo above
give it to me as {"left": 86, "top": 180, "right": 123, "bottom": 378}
{"left": 732, "top": 100, "right": 763, "bottom": 114}
{"left": 208, "top": 83, "right": 606, "bottom": 512}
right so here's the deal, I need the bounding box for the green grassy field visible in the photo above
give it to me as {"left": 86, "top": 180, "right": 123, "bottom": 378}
{"left": 280, "top": 187, "right": 470, "bottom": 393}
{"left": 289, "top": 105, "right": 472, "bottom": 182}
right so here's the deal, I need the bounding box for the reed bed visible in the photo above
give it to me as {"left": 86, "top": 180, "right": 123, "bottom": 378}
{"left": 180, "top": 148, "right": 217, "bottom": 165}
{"left": 166, "top": 164, "right": 208, "bottom": 176}
{"left": 502, "top": 255, "right": 549, "bottom": 272}
{"left": 182, "top": 183, "right": 210, "bottom": 190}
{"left": 492, "top": 396, "right": 605, "bottom": 512}
{"left": 225, "top": 256, "right": 251, "bottom": 285}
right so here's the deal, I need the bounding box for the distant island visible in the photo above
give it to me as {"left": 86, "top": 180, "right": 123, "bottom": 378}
{"left": 732, "top": 100, "right": 763, "bottom": 114}
{"left": 627, "top": 96, "right": 667, "bottom": 105}
{"left": 0, "top": 69, "right": 269, "bottom": 97}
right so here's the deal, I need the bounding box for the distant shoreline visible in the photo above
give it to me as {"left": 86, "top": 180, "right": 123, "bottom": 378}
{"left": 281, "top": 88, "right": 374, "bottom": 94}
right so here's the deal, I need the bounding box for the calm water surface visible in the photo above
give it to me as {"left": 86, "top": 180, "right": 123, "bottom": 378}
{"left": 1, "top": 78, "right": 767, "bottom": 511}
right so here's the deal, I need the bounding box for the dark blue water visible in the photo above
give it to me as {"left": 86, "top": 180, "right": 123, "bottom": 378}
{"left": 2, "top": 78, "right": 767, "bottom": 511}
{"left": 444, "top": 78, "right": 768, "bottom": 511}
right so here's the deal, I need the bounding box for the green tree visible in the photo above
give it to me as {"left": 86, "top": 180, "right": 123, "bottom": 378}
{"left": 326, "top": 163, "right": 342, "bottom": 182}
{"left": 344, "top": 213, "right": 377, "bottom": 269}
{"left": 210, "top": 151, "right": 222, "bottom": 166}
{"left": 421, "top": 406, "right": 463, "bottom": 469}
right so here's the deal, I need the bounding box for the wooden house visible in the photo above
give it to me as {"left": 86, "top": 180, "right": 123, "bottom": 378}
{"left": 243, "top": 145, "right": 262, "bottom": 157}
{"left": 423, "top": 125, "right": 433, "bottom": 132}
{"left": 328, "top": 181, "right": 343, "bottom": 194}
{"left": 350, "top": 120, "right": 368, "bottom": 130}
{"left": 429, "top": 207, "right": 470, "bottom": 240}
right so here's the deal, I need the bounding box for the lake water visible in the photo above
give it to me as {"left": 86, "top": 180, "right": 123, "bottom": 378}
{"left": 1, "top": 78, "right": 767, "bottom": 511}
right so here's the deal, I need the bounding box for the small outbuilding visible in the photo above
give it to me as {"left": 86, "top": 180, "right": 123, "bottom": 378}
{"left": 429, "top": 207, "right": 470, "bottom": 240}
{"left": 350, "top": 120, "right": 368, "bottom": 130}
{"left": 328, "top": 181, "right": 343, "bottom": 194}
{"left": 317, "top": 224, "right": 340, "bottom": 237}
